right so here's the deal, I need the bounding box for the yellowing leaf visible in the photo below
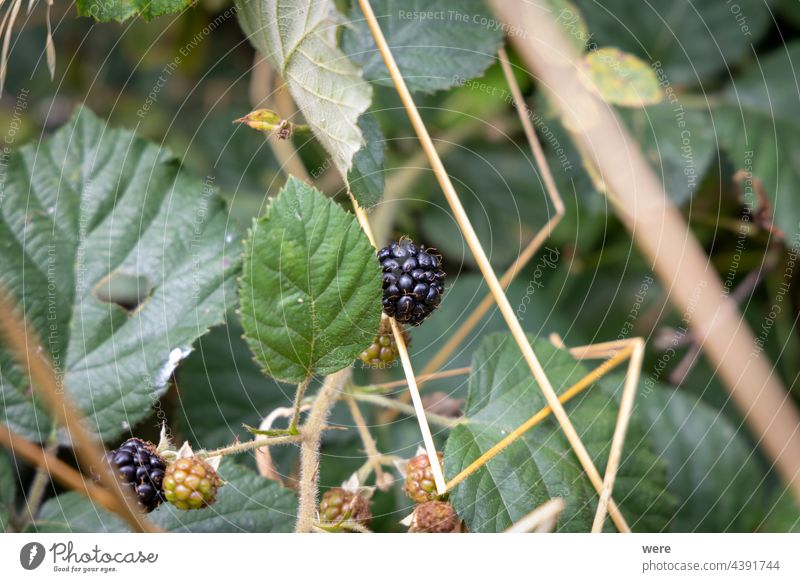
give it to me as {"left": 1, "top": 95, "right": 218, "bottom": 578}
{"left": 579, "top": 47, "right": 662, "bottom": 107}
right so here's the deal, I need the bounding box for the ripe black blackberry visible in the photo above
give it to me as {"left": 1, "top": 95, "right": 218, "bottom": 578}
{"left": 378, "top": 238, "right": 445, "bottom": 326}
{"left": 105, "top": 438, "right": 166, "bottom": 513}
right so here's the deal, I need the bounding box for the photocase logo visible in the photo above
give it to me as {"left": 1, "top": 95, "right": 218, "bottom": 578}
{"left": 19, "top": 542, "right": 46, "bottom": 570}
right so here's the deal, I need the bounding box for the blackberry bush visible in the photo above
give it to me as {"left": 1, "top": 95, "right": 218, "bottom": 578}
{"left": 378, "top": 238, "right": 445, "bottom": 326}
{"left": 105, "top": 438, "right": 166, "bottom": 513}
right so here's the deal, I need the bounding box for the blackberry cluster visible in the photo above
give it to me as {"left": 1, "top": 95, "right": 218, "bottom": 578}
{"left": 379, "top": 239, "right": 445, "bottom": 326}
{"left": 318, "top": 488, "right": 372, "bottom": 526}
{"left": 105, "top": 438, "right": 166, "bottom": 513}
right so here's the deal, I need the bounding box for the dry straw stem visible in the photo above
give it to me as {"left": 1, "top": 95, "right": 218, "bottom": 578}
{"left": 368, "top": 366, "right": 471, "bottom": 392}
{"left": 344, "top": 393, "right": 388, "bottom": 487}
{"left": 356, "top": 0, "right": 629, "bottom": 529}
{"left": 492, "top": 0, "right": 800, "bottom": 500}
{"left": 349, "top": 391, "right": 463, "bottom": 429}
{"left": 0, "top": 424, "right": 120, "bottom": 520}
{"left": 582, "top": 338, "right": 645, "bottom": 532}
{"left": 445, "top": 344, "right": 633, "bottom": 496}
{"left": 0, "top": 287, "right": 158, "bottom": 532}
{"left": 505, "top": 498, "right": 566, "bottom": 533}
{"left": 346, "top": 169, "right": 447, "bottom": 495}
{"left": 384, "top": 45, "right": 566, "bottom": 421}
{"left": 296, "top": 368, "right": 351, "bottom": 533}
{"left": 418, "top": 47, "right": 566, "bottom": 379}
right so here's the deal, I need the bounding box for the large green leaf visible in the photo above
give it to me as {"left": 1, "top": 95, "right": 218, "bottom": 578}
{"left": 341, "top": 0, "right": 503, "bottom": 94}
{"left": 713, "top": 42, "right": 800, "bottom": 239}
{"left": 630, "top": 381, "right": 769, "bottom": 532}
{"left": 32, "top": 460, "right": 297, "bottom": 532}
{"left": 0, "top": 452, "right": 15, "bottom": 531}
{"left": 444, "top": 333, "right": 671, "bottom": 532}
{"left": 235, "top": 0, "right": 372, "bottom": 177}
{"left": 574, "top": 0, "right": 771, "bottom": 85}
{"left": 76, "top": 0, "right": 192, "bottom": 22}
{"left": 176, "top": 323, "right": 291, "bottom": 450}
{"left": 239, "top": 176, "right": 382, "bottom": 383}
{"left": 0, "top": 106, "right": 239, "bottom": 444}
{"left": 347, "top": 114, "right": 385, "bottom": 209}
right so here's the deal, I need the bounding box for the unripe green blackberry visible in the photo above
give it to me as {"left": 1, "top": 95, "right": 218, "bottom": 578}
{"left": 409, "top": 500, "right": 459, "bottom": 533}
{"left": 319, "top": 487, "right": 372, "bottom": 526}
{"left": 379, "top": 238, "right": 445, "bottom": 326}
{"left": 359, "top": 320, "right": 409, "bottom": 368}
{"left": 163, "top": 457, "right": 221, "bottom": 511}
{"left": 404, "top": 452, "right": 444, "bottom": 503}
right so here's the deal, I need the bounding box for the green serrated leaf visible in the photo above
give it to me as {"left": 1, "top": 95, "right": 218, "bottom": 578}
{"left": 347, "top": 114, "right": 385, "bottom": 209}
{"left": 341, "top": 0, "right": 503, "bottom": 94}
{"left": 32, "top": 460, "right": 296, "bottom": 532}
{"left": 444, "top": 333, "right": 672, "bottom": 532}
{"left": 76, "top": 0, "right": 193, "bottom": 22}
{"left": 0, "top": 106, "right": 239, "bottom": 444}
{"left": 235, "top": 0, "right": 372, "bottom": 177}
{"left": 712, "top": 42, "right": 800, "bottom": 240}
{"left": 580, "top": 48, "right": 662, "bottom": 107}
{"left": 574, "top": 0, "right": 771, "bottom": 86}
{"left": 239, "top": 176, "right": 382, "bottom": 383}
{"left": 630, "top": 381, "right": 769, "bottom": 532}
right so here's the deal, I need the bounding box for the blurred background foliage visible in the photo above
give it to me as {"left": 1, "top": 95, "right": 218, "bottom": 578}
{"left": 2, "top": 0, "right": 800, "bottom": 531}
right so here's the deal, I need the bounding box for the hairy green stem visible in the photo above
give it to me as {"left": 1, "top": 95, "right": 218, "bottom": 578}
{"left": 296, "top": 368, "right": 351, "bottom": 533}
{"left": 288, "top": 377, "right": 312, "bottom": 434}
{"left": 205, "top": 433, "right": 303, "bottom": 459}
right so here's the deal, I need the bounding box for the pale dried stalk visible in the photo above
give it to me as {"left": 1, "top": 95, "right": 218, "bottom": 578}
{"left": 349, "top": 391, "right": 463, "bottom": 429}
{"left": 505, "top": 498, "right": 566, "bottom": 533}
{"left": 296, "top": 368, "right": 351, "bottom": 533}
{"left": 346, "top": 187, "right": 447, "bottom": 494}
{"left": 367, "top": 366, "right": 470, "bottom": 392}
{"left": 356, "top": 0, "right": 628, "bottom": 530}
{"left": 371, "top": 118, "right": 486, "bottom": 244}
{"left": 418, "top": 46, "right": 566, "bottom": 377}
{"left": 344, "top": 394, "right": 388, "bottom": 488}
{"left": 0, "top": 287, "right": 158, "bottom": 532}
{"left": 590, "top": 338, "right": 645, "bottom": 533}
{"left": 492, "top": 0, "right": 800, "bottom": 500}
{"left": 0, "top": 424, "right": 121, "bottom": 518}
